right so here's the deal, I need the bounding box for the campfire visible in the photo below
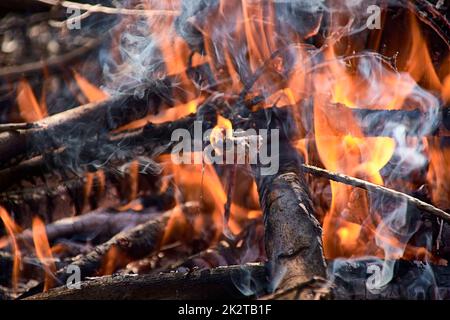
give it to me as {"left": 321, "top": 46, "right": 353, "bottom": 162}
{"left": 0, "top": 0, "right": 449, "bottom": 300}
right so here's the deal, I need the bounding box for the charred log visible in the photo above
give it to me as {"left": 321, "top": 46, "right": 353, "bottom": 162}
{"left": 24, "top": 264, "right": 267, "bottom": 300}
{"left": 23, "top": 259, "right": 450, "bottom": 300}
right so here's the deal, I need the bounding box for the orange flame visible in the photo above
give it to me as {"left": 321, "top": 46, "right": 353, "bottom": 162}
{"left": 426, "top": 137, "right": 450, "bottom": 210}
{"left": 16, "top": 79, "right": 48, "bottom": 122}
{"left": 117, "top": 160, "right": 143, "bottom": 211}
{"left": 0, "top": 207, "right": 22, "bottom": 291}
{"left": 32, "top": 216, "right": 56, "bottom": 292}
{"left": 73, "top": 71, "right": 109, "bottom": 103}
{"left": 115, "top": 99, "right": 199, "bottom": 132}
{"left": 158, "top": 154, "right": 258, "bottom": 244}
{"left": 312, "top": 46, "right": 399, "bottom": 258}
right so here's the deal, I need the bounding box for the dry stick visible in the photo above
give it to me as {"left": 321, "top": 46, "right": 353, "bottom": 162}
{"left": 301, "top": 164, "right": 450, "bottom": 222}
{"left": 0, "top": 38, "right": 101, "bottom": 80}
{"left": 0, "top": 123, "right": 36, "bottom": 132}
{"left": 35, "top": 0, "right": 180, "bottom": 16}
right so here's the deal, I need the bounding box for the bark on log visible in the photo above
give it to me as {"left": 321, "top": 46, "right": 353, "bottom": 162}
{"left": 248, "top": 105, "right": 327, "bottom": 293}
{"left": 254, "top": 152, "right": 327, "bottom": 292}
{"left": 24, "top": 264, "right": 267, "bottom": 300}
{"left": 23, "top": 259, "right": 450, "bottom": 300}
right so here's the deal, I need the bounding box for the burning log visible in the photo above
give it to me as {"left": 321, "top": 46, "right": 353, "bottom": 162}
{"left": 22, "top": 259, "right": 450, "bottom": 300}
{"left": 24, "top": 263, "right": 267, "bottom": 300}
{"left": 0, "top": 62, "right": 216, "bottom": 169}
{"left": 252, "top": 133, "right": 327, "bottom": 294}
{"left": 231, "top": 104, "right": 327, "bottom": 296}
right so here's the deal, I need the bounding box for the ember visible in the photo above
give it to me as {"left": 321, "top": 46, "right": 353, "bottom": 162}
{"left": 0, "top": 0, "right": 449, "bottom": 302}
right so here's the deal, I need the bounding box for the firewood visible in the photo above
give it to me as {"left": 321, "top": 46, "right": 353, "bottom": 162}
{"left": 23, "top": 259, "right": 450, "bottom": 300}
{"left": 0, "top": 62, "right": 216, "bottom": 170}
{"left": 0, "top": 96, "right": 150, "bottom": 168}
{"left": 24, "top": 263, "right": 267, "bottom": 300}
{"left": 253, "top": 138, "right": 327, "bottom": 293}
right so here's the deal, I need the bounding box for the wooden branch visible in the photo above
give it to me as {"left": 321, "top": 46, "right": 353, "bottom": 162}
{"left": 0, "top": 38, "right": 101, "bottom": 80}
{"left": 24, "top": 263, "right": 267, "bottom": 300}
{"left": 0, "top": 123, "right": 36, "bottom": 133}
{"left": 23, "top": 259, "right": 450, "bottom": 300}
{"left": 301, "top": 164, "right": 450, "bottom": 222}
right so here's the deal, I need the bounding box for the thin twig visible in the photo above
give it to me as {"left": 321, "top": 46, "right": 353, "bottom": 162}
{"left": 0, "top": 123, "right": 37, "bottom": 132}
{"left": 301, "top": 164, "right": 450, "bottom": 222}
{"left": 36, "top": 0, "right": 180, "bottom": 16}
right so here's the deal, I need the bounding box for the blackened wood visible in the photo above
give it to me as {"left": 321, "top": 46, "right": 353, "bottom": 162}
{"left": 24, "top": 264, "right": 267, "bottom": 300}
{"left": 24, "top": 260, "right": 450, "bottom": 300}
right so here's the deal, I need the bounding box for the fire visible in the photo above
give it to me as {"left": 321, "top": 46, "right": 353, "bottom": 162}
{"left": 312, "top": 44, "right": 404, "bottom": 258}
{"left": 117, "top": 160, "right": 143, "bottom": 211}
{"left": 32, "top": 216, "right": 56, "bottom": 292}
{"left": 115, "top": 99, "right": 199, "bottom": 132}
{"left": 210, "top": 115, "right": 233, "bottom": 155}
{"left": 0, "top": 207, "right": 22, "bottom": 291}
{"left": 73, "top": 71, "right": 109, "bottom": 103}
{"left": 426, "top": 137, "right": 450, "bottom": 210}
{"left": 337, "top": 222, "right": 361, "bottom": 252}
{"left": 16, "top": 79, "right": 48, "bottom": 122}
{"left": 158, "top": 154, "right": 259, "bottom": 244}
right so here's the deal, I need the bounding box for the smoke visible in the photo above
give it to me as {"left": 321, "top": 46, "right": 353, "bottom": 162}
{"left": 102, "top": 17, "right": 168, "bottom": 98}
